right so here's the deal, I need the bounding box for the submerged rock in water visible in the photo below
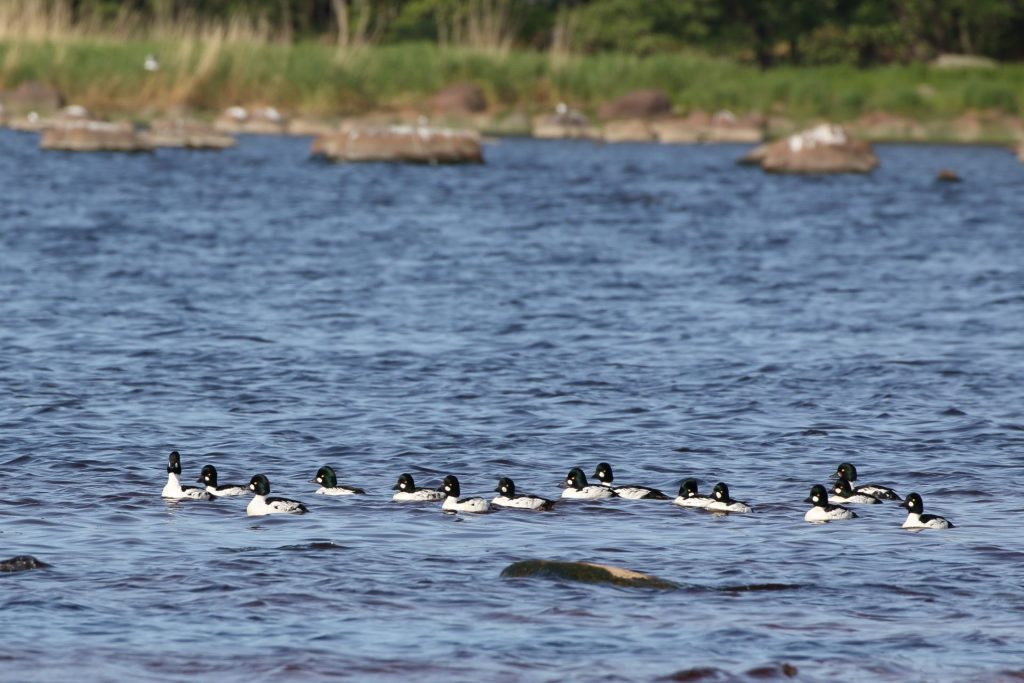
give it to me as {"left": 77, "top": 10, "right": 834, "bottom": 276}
{"left": 311, "top": 125, "right": 483, "bottom": 165}
{"left": 0, "top": 555, "right": 50, "bottom": 573}
{"left": 501, "top": 559, "right": 678, "bottom": 589}
{"left": 740, "top": 123, "right": 878, "bottom": 174}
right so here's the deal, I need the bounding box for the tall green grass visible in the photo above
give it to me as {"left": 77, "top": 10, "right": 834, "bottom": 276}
{"left": 2, "top": 38, "right": 1023, "bottom": 121}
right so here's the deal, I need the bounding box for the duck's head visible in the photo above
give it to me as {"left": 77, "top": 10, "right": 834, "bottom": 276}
{"left": 564, "top": 467, "right": 588, "bottom": 490}
{"left": 900, "top": 492, "right": 923, "bottom": 514}
{"left": 197, "top": 464, "right": 218, "bottom": 486}
{"left": 393, "top": 473, "right": 415, "bottom": 492}
{"left": 249, "top": 474, "right": 271, "bottom": 496}
{"left": 678, "top": 478, "right": 699, "bottom": 498}
{"left": 833, "top": 462, "right": 857, "bottom": 482}
{"left": 167, "top": 450, "right": 182, "bottom": 474}
{"left": 592, "top": 462, "right": 613, "bottom": 484}
{"left": 441, "top": 475, "right": 461, "bottom": 499}
{"left": 831, "top": 477, "right": 854, "bottom": 498}
{"left": 805, "top": 484, "right": 829, "bottom": 507}
{"left": 495, "top": 477, "right": 516, "bottom": 497}
{"left": 712, "top": 482, "right": 731, "bottom": 502}
{"left": 312, "top": 465, "right": 337, "bottom": 488}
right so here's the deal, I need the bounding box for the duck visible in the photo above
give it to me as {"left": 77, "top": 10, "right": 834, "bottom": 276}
{"left": 440, "top": 475, "right": 491, "bottom": 513}
{"left": 901, "top": 493, "right": 954, "bottom": 529}
{"left": 672, "top": 478, "right": 715, "bottom": 508}
{"left": 197, "top": 464, "right": 249, "bottom": 497}
{"left": 162, "top": 451, "right": 211, "bottom": 500}
{"left": 804, "top": 484, "right": 857, "bottom": 522}
{"left": 311, "top": 465, "right": 366, "bottom": 495}
{"left": 492, "top": 477, "right": 556, "bottom": 510}
{"left": 832, "top": 463, "right": 900, "bottom": 500}
{"left": 391, "top": 473, "right": 445, "bottom": 502}
{"left": 561, "top": 467, "right": 616, "bottom": 500}
{"left": 706, "top": 482, "right": 752, "bottom": 513}
{"left": 592, "top": 462, "right": 669, "bottom": 500}
{"left": 830, "top": 476, "right": 881, "bottom": 504}
{"left": 246, "top": 474, "right": 308, "bottom": 516}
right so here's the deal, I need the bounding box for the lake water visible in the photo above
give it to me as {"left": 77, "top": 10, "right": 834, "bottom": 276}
{"left": 1, "top": 131, "right": 1023, "bottom": 682}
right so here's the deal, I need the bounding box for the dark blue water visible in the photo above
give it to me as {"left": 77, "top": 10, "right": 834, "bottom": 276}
{"left": 1, "top": 131, "right": 1023, "bottom": 682}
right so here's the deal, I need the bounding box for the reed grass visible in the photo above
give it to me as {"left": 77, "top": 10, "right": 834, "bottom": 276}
{"left": 1, "top": 35, "right": 1022, "bottom": 124}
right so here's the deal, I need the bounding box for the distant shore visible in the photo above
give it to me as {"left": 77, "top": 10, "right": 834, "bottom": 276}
{"left": 2, "top": 39, "right": 1023, "bottom": 144}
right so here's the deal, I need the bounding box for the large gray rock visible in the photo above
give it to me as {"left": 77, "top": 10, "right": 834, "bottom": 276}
{"left": 740, "top": 124, "right": 878, "bottom": 174}
{"left": 501, "top": 559, "right": 678, "bottom": 589}
{"left": 311, "top": 125, "right": 483, "bottom": 164}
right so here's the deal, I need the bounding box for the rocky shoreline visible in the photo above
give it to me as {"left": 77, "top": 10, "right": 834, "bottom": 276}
{"left": 2, "top": 81, "right": 1021, "bottom": 167}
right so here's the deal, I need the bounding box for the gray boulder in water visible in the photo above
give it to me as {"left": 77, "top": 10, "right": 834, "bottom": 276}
{"left": 501, "top": 559, "right": 677, "bottom": 589}
{"left": 0, "top": 555, "right": 50, "bottom": 573}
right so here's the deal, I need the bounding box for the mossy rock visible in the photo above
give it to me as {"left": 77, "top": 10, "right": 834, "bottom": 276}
{"left": 501, "top": 559, "right": 678, "bottom": 590}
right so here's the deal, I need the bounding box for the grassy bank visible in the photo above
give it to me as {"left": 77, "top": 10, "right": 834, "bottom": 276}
{"left": 2, "top": 38, "right": 1023, "bottom": 130}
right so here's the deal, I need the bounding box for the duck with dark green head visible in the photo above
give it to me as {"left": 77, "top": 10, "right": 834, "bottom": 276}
{"left": 672, "top": 478, "right": 714, "bottom": 509}
{"left": 391, "top": 473, "right": 444, "bottom": 502}
{"left": 592, "top": 462, "right": 668, "bottom": 500}
{"left": 247, "top": 474, "right": 308, "bottom": 516}
{"left": 492, "top": 477, "right": 556, "bottom": 511}
{"left": 197, "top": 464, "right": 250, "bottom": 497}
{"left": 311, "top": 465, "right": 367, "bottom": 496}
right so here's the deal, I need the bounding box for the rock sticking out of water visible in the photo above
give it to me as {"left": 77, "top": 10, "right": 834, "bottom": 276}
{"left": 40, "top": 120, "right": 152, "bottom": 153}
{"left": 740, "top": 123, "right": 878, "bottom": 174}
{"left": 501, "top": 559, "right": 678, "bottom": 590}
{"left": 0, "top": 555, "right": 50, "bottom": 573}
{"left": 311, "top": 124, "right": 483, "bottom": 164}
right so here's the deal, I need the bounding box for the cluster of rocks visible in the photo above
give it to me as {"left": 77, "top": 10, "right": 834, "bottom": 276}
{"left": 532, "top": 89, "right": 764, "bottom": 144}
{"left": 6, "top": 79, "right": 1021, "bottom": 173}
{"left": 6, "top": 105, "right": 237, "bottom": 152}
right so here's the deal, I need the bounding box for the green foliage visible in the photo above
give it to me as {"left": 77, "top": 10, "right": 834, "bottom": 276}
{"left": 3, "top": 37, "right": 1024, "bottom": 127}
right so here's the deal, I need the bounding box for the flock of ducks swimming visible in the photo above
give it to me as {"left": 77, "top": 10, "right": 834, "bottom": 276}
{"left": 161, "top": 451, "right": 954, "bottom": 529}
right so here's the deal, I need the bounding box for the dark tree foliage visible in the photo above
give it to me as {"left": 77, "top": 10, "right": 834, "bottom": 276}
{"left": 63, "top": 0, "right": 1024, "bottom": 64}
